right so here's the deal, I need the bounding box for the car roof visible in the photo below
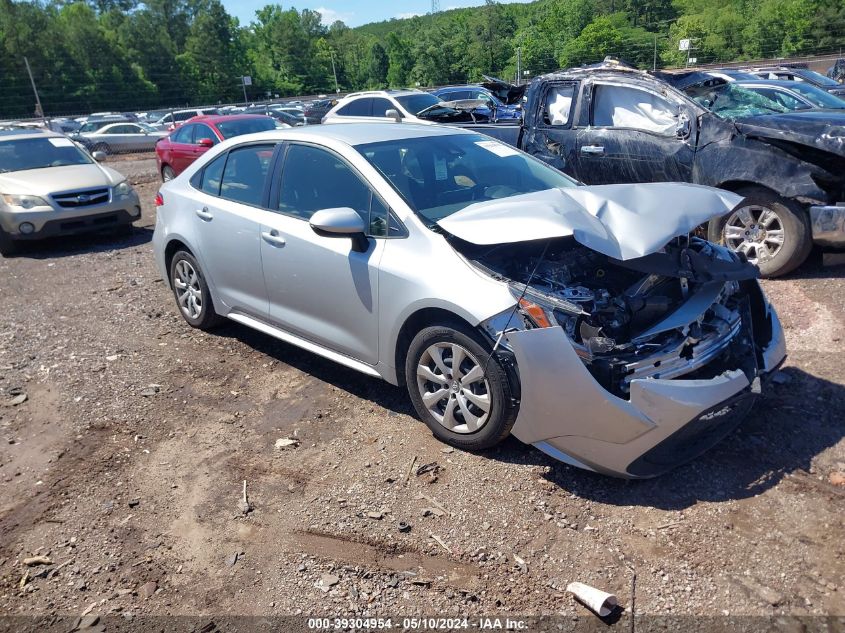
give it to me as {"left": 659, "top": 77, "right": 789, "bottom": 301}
{"left": 0, "top": 129, "right": 63, "bottom": 141}
{"left": 219, "top": 122, "right": 476, "bottom": 147}
{"left": 343, "top": 90, "right": 422, "bottom": 99}
{"left": 186, "top": 114, "right": 272, "bottom": 124}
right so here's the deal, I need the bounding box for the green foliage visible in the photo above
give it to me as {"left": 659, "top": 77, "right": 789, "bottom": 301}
{"left": 0, "top": 0, "right": 842, "bottom": 118}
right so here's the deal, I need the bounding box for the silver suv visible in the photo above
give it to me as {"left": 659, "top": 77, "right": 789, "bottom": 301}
{"left": 0, "top": 129, "right": 140, "bottom": 255}
{"left": 152, "top": 123, "right": 786, "bottom": 478}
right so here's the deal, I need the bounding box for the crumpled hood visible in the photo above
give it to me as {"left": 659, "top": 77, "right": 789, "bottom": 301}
{"left": 0, "top": 163, "right": 122, "bottom": 196}
{"left": 437, "top": 183, "right": 743, "bottom": 261}
{"left": 734, "top": 111, "right": 845, "bottom": 158}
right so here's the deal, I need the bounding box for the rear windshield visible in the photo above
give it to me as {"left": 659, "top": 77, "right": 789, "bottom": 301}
{"left": 0, "top": 137, "right": 92, "bottom": 173}
{"left": 215, "top": 117, "right": 277, "bottom": 139}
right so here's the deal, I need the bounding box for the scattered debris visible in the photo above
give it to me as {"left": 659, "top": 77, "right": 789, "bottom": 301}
{"left": 317, "top": 574, "right": 339, "bottom": 592}
{"left": 657, "top": 520, "right": 684, "bottom": 530}
{"left": 366, "top": 511, "right": 384, "bottom": 520}
{"left": 19, "top": 570, "right": 29, "bottom": 589}
{"left": 514, "top": 554, "right": 527, "bottom": 572}
{"left": 138, "top": 581, "right": 157, "bottom": 600}
{"left": 829, "top": 471, "right": 845, "bottom": 487}
{"left": 732, "top": 575, "right": 784, "bottom": 606}
{"left": 421, "top": 507, "right": 445, "bottom": 518}
{"left": 139, "top": 386, "right": 159, "bottom": 397}
{"left": 239, "top": 480, "right": 253, "bottom": 514}
{"left": 8, "top": 393, "right": 27, "bottom": 406}
{"left": 22, "top": 555, "right": 52, "bottom": 566}
{"left": 429, "top": 533, "right": 452, "bottom": 554}
{"left": 415, "top": 493, "right": 449, "bottom": 516}
{"left": 128, "top": 499, "right": 140, "bottom": 508}
{"left": 440, "top": 447, "right": 454, "bottom": 454}
{"left": 416, "top": 462, "right": 441, "bottom": 477}
{"left": 106, "top": 354, "right": 119, "bottom": 362}
{"left": 566, "top": 581, "right": 618, "bottom": 617}
{"left": 274, "top": 438, "right": 300, "bottom": 450}
{"left": 226, "top": 552, "right": 239, "bottom": 567}
{"left": 397, "top": 521, "right": 412, "bottom": 533}
{"left": 404, "top": 456, "right": 418, "bottom": 486}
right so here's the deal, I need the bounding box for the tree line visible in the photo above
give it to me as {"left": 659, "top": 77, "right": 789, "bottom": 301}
{"left": 1, "top": 0, "right": 844, "bottom": 118}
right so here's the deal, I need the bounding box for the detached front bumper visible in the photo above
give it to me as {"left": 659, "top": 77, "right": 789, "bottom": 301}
{"left": 506, "top": 289, "right": 786, "bottom": 478}
{"left": 810, "top": 202, "right": 845, "bottom": 247}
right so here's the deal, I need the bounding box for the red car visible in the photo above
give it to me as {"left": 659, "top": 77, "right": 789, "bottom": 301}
{"left": 155, "top": 114, "right": 279, "bottom": 181}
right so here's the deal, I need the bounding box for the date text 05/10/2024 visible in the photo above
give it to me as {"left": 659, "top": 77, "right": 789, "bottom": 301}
{"left": 307, "top": 617, "right": 528, "bottom": 630}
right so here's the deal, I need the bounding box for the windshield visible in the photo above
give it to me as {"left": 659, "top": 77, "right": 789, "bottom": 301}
{"left": 356, "top": 133, "right": 578, "bottom": 225}
{"left": 0, "top": 137, "right": 92, "bottom": 173}
{"left": 395, "top": 93, "right": 442, "bottom": 115}
{"left": 138, "top": 123, "right": 158, "bottom": 132}
{"left": 685, "top": 83, "right": 789, "bottom": 118}
{"left": 799, "top": 69, "right": 839, "bottom": 87}
{"left": 215, "top": 117, "right": 277, "bottom": 138}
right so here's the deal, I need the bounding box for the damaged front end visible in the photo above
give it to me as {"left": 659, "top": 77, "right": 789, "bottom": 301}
{"left": 463, "top": 236, "right": 786, "bottom": 478}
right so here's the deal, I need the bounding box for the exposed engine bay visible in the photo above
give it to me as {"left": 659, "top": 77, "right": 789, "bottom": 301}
{"left": 460, "top": 235, "right": 761, "bottom": 398}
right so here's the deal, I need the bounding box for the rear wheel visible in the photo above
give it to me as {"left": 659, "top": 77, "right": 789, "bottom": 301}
{"left": 168, "top": 250, "right": 223, "bottom": 330}
{"left": 161, "top": 165, "right": 176, "bottom": 182}
{"left": 708, "top": 187, "right": 812, "bottom": 277}
{"left": 405, "top": 323, "right": 517, "bottom": 451}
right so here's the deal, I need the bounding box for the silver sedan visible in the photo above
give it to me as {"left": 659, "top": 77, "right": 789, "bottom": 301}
{"left": 78, "top": 122, "right": 168, "bottom": 154}
{"left": 151, "top": 123, "right": 786, "bottom": 478}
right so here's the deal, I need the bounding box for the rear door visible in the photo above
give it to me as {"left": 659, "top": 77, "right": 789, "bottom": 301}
{"left": 519, "top": 81, "right": 580, "bottom": 177}
{"left": 574, "top": 80, "right": 696, "bottom": 184}
{"left": 327, "top": 98, "right": 373, "bottom": 123}
{"left": 188, "top": 143, "right": 280, "bottom": 316}
{"left": 167, "top": 124, "right": 198, "bottom": 174}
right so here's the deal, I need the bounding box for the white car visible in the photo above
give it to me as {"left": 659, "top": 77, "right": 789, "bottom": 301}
{"left": 152, "top": 123, "right": 786, "bottom": 478}
{"left": 322, "top": 90, "right": 450, "bottom": 124}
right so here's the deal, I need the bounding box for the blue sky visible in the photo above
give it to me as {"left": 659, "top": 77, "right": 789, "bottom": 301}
{"left": 224, "top": 0, "right": 534, "bottom": 27}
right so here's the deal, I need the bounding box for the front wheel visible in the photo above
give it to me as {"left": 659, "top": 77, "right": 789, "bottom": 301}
{"left": 168, "top": 250, "right": 223, "bottom": 330}
{"left": 0, "top": 229, "right": 18, "bottom": 257}
{"left": 405, "top": 323, "right": 517, "bottom": 451}
{"left": 708, "top": 187, "right": 812, "bottom": 277}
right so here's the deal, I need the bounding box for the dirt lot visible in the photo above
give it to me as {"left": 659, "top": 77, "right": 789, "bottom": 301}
{"left": 1, "top": 156, "right": 844, "bottom": 627}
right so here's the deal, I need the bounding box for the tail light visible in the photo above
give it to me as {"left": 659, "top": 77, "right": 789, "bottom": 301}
{"left": 154, "top": 192, "right": 164, "bottom": 207}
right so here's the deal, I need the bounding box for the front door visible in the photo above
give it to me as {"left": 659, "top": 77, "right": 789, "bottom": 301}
{"left": 259, "top": 143, "right": 386, "bottom": 365}
{"left": 574, "top": 81, "right": 696, "bottom": 184}
{"left": 519, "top": 81, "right": 581, "bottom": 178}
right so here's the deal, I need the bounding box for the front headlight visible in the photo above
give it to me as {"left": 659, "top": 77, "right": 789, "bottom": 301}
{"left": 1, "top": 193, "right": 50, "bottom": 210}
{"left": 114, "top": 181, "right": 133, "bottom": 198}
{"left": 508, "top": 284, "right": 584, "bottom": 330}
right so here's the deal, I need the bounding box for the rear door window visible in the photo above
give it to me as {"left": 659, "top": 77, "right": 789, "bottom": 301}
{"left": 543, "top": 85, "right": 576, "bottom": 126}
{"left": 337, "top": 98, "right": 372, "bottom": 116}
{"left": 219, "top": 144, "right": 275, "bottom": 206}
{"left": 591, "top": 84, "right": 676, "bottom": 134}
{"left": 370, "top": 98, "right": 393, "bottom": 117}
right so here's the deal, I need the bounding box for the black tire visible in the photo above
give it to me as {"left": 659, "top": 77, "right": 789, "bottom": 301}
{"left": 404, "top": 322, "right": 517, "bottom": 451}
{"left": 0, "top": 229, "right": 18, "bottom": 257}
{"left": 708, "top": 187, "right": 812, "bottom": 278}
{"left": 168, "top": 250, "right": 224, "bottom": 330}
{"left": 114, "top": 223, "right": 134, "bottom": 237}
{"left": 161, "top": 165, "right": 176, "bottom": 182}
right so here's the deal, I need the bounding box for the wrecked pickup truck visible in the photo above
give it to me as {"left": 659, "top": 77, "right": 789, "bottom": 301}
{"left": 463, "top": 62, "right": 845, "bottom": 277}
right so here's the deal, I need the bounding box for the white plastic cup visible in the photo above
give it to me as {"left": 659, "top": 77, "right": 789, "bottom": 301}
{"left": 566, "top": 581, "right": 619, "bottom": 617}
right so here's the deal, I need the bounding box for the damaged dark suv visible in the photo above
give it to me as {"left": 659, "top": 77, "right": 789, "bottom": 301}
{"left": 469, "top": 62, "right": 845, "bottom": 277}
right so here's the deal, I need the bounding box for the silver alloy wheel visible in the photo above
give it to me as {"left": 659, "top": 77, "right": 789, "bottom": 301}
{"left": 723, "top": 203, "right": 785, "bottom": 264}
{"left": 416, "top": 342, "right": 491, "bottom": 434}
{"left": 173, "top": 259, "right": 203, "bottom": 320}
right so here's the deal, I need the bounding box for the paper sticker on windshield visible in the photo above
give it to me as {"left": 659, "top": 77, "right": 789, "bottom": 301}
{"left": 475, "top": 139, "right": 519, "bottom": 157}
{"left": 48, "top": 138, "right": 74, "bottom": 147}
{"left": 434, "top": 155, "right": 448, "bottom": 181}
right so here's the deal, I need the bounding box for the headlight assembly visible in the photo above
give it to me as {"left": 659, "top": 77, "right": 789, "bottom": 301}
{"left": 114, "top": 181, "right": 133, "bottom": 198}
{"left": 1, "top": 193, "right": 50, "bottom": 210}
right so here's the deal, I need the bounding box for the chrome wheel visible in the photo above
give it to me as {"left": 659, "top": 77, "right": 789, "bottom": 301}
{"left": 723, "top": 204, "right": 785, "bottom": 264}
{"left": 416, "top": 342, "right": 491, "bottom": 434}
{"left": 173, "top": 259, "right": 203, "bottom": 320}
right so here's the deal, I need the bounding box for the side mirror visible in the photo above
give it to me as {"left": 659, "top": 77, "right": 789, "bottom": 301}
{"left": 310, "top": 207, "right": 368, "bottom": 252}
{"left": 92, "top": 151, "right": 106, "bottom": 161}
{"left": 197, "top": 138, "right": 214, "bottom": 148}
{"left": 384, "top": 108, "right": 402, "bottom": 123}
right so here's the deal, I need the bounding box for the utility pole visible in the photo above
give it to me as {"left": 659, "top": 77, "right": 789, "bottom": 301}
{"left": 23, "top": 57, "right": 47, "bottom": 128}
{"left": 330, "top": 51, "right": 339, "bottom": 93}
{"left": 516, "top": 47, "right": 521, "bottom": 86}
{"left": 653, "top": 34, "right": 658, "bottom": 71}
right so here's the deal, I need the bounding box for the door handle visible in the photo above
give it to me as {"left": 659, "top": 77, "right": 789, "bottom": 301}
{"left": 580, "top": 145, "right": 605, "bottom": 156}
{"left": 195, "top": 207, "right": 213, "bottom": 221}
{"left": 261, "top": 230, "right": 286, "bottom": 247}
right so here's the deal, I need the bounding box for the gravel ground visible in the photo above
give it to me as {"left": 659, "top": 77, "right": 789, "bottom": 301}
{"left": 0, "top": 157, "right": 843, "bottom": 627}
